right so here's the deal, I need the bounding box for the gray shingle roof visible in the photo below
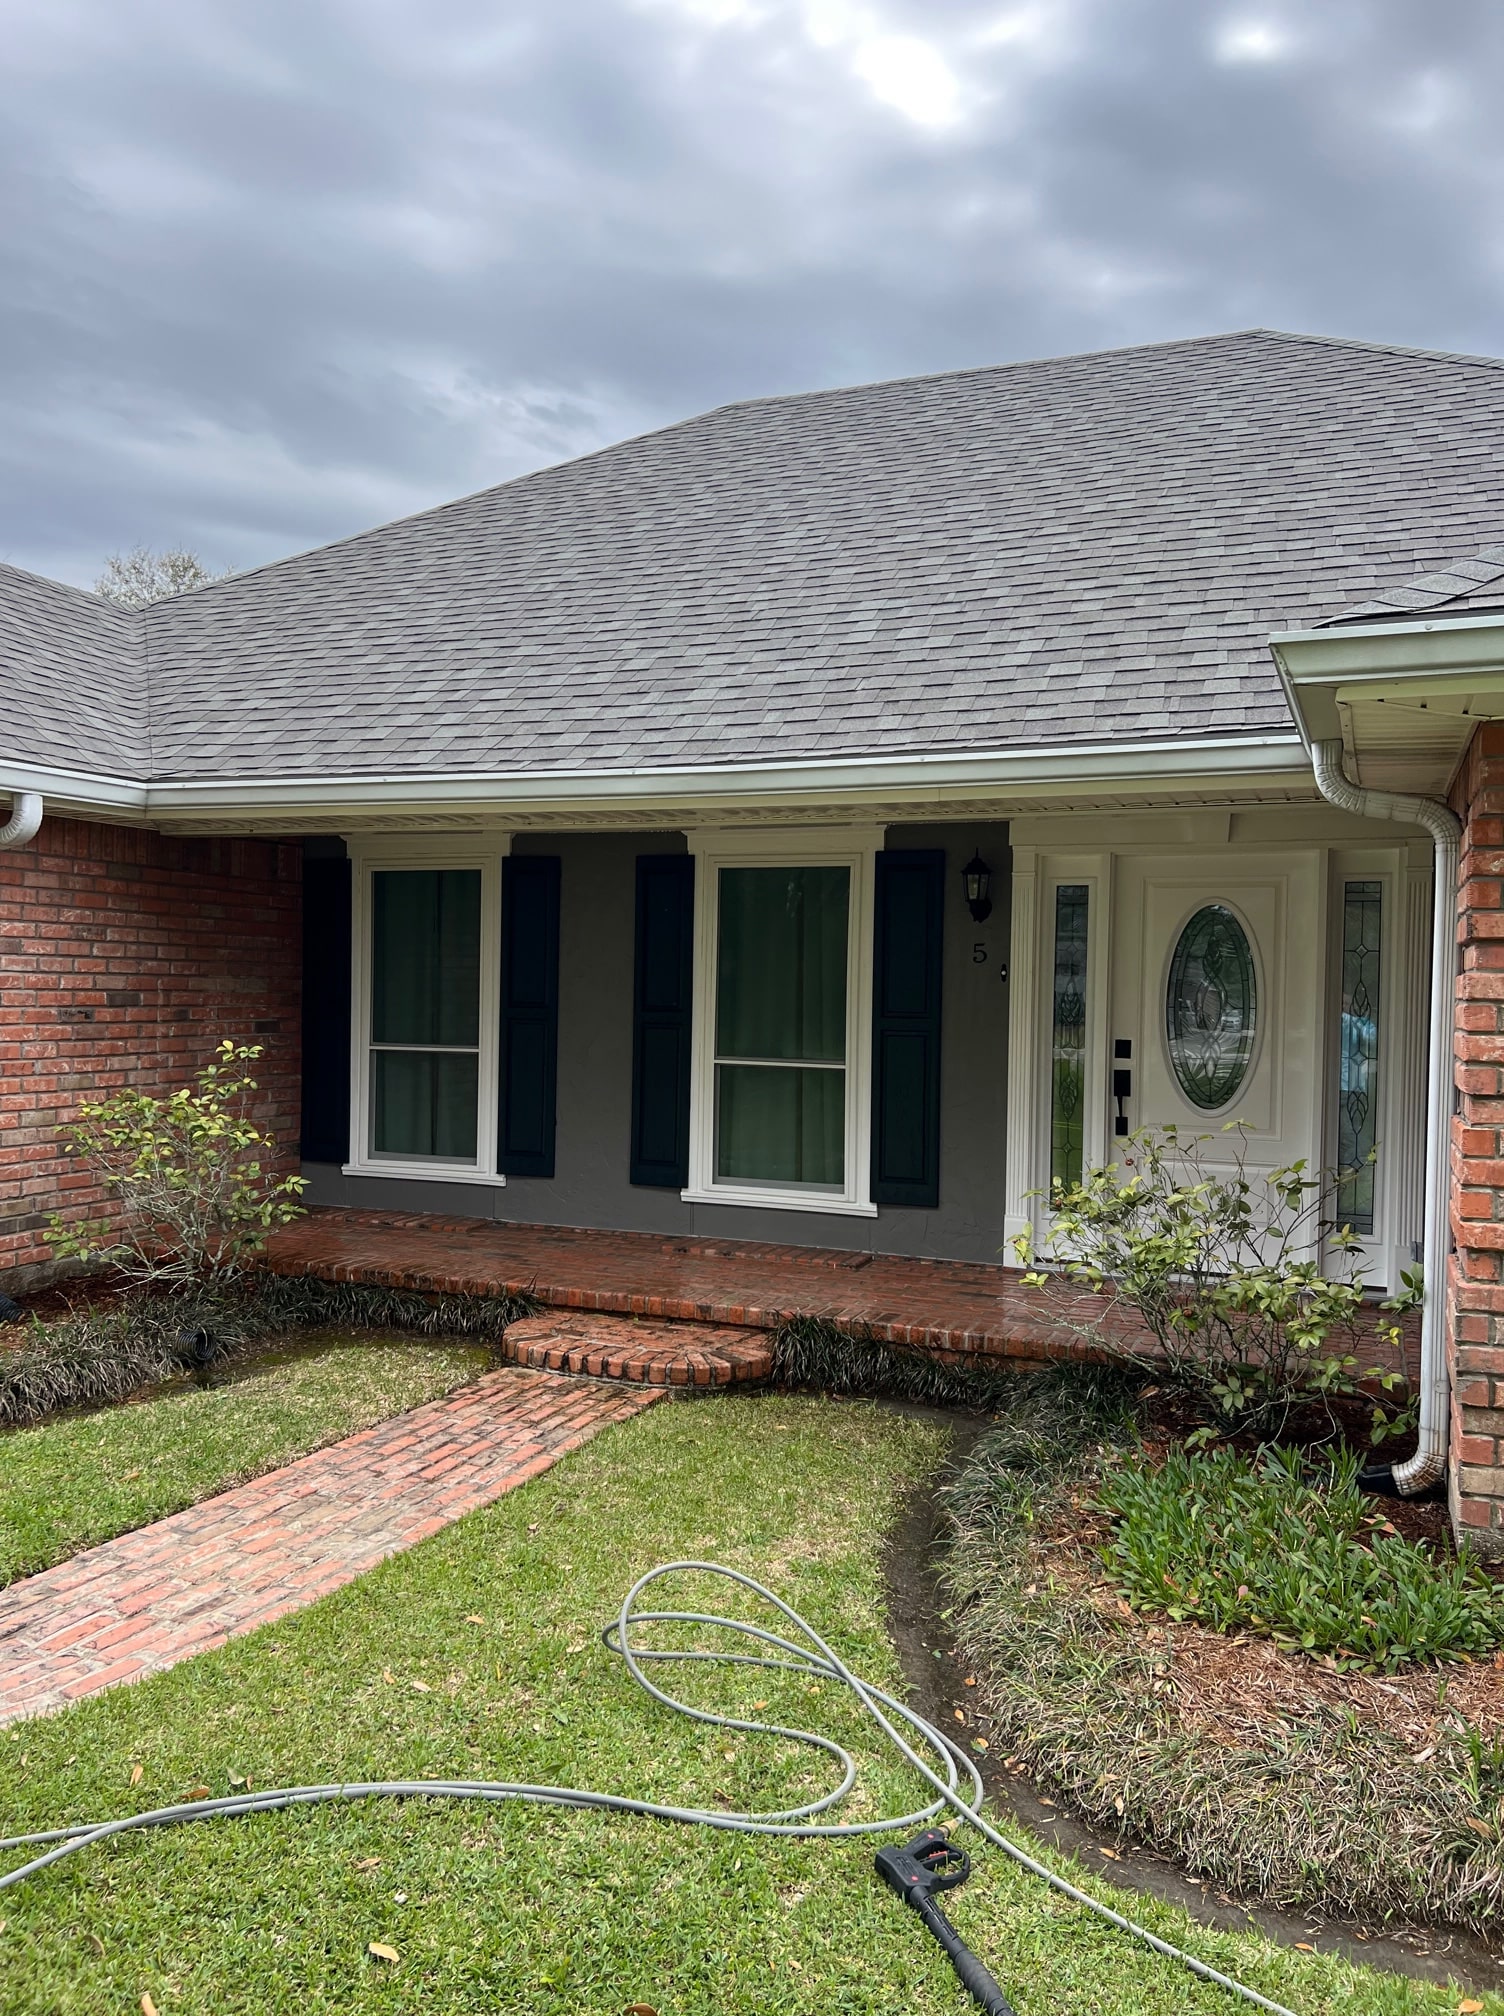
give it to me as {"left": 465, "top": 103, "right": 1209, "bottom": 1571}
{"left": 0, "top": 565, "right": 146, "bottom": 774}
{"left": 9, "top": 327, "right": 1504, "bottom": 784}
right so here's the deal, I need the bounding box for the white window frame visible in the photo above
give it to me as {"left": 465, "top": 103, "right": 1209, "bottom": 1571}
{"left": 343, "top": 833, "right": 511, "bottom": 1186}
{"left": 683, "top": 827, "right": 879, "bottom": 1217}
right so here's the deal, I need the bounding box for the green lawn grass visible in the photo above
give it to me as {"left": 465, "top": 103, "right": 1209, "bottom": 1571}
{"left": 0, "top": 1334, "right": 491, "bottom": 1586}
{"left": 1, "top": 1393, "right": 1494, "bottom": 2015}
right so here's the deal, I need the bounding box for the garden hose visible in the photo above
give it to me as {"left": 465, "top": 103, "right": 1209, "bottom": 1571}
{"left": 1, "top": 1561, "right": 1297, "bottom": 2016}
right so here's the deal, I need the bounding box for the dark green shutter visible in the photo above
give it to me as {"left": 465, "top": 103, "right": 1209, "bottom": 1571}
{"left": 871, "top": 849, "right": 944, "bottom": 1208}
{"left": 299, "top": 855, "right": 351, "bottom": 1163}
{"left": 499, "top": 855, "right": 561, "bottom": 1177}
{"left": 630, "top": 854, "right": 695, "bottom": 1187}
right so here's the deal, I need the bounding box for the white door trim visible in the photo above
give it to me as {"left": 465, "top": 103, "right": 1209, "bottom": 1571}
{"left": 1005, "top": 820, "right": 1429, "bottom": 1288}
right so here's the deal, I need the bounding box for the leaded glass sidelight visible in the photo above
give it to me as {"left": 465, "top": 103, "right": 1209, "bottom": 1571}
{"left": 1050, "top": 885, "right": 1089, "bottom": 1190}
{"left": 1335, "top": 880, "right": 1382, "bottom": 1235}
{"left": 1165, "top": 904, "right": 1257, "bottom": 1111}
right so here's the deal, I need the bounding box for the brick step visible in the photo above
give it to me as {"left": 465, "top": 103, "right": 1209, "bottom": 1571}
{"left": 500, "top": 1311, "right": 773, "bottom": 1388}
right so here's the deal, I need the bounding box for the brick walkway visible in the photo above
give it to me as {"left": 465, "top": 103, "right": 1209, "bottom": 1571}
{"left": 0, "top": 1366, "right": 656, "bottom": 1726}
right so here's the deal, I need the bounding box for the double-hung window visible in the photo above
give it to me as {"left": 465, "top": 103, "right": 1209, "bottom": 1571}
{"left": 346, "top": 842, "right": 505, "bottom": 1183}
{"left": 371, "top": 870, "right": 481, "bottom": 1161}
{"left": 685, "top": 833, "right": 876, "bottom": 1215}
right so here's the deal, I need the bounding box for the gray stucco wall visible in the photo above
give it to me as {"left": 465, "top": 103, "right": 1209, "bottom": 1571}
{"left": 303, "top": 820, "right": 1011, "bottom": 1263}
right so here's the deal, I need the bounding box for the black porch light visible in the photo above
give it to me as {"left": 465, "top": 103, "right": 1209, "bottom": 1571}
{"left": 962, "top": 850, "right": 992, "bottom": 923}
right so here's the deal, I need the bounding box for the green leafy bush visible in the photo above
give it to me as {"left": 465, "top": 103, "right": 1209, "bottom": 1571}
{"left": 43, "top": 1040, "right": 306, "bottom": 1291}
{"left": 1020, "top": 1123, "right": 1418, "bottom": 1442}
{"left": 1101, "top": 1443, "right": 1504, "bottom": 1671}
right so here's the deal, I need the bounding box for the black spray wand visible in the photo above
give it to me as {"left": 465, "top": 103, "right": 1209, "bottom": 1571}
{"left": 875, "top": 1828, "right": 1017, "bottom": 2015}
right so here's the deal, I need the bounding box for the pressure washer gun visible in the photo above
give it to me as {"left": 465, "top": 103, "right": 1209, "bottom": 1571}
{"left": 874, "top": 1830, "right": 1018, "bottom": 2016}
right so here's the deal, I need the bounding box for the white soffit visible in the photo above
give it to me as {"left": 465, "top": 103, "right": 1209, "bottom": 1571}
{"left": 1338, "top": 690, "right": 1499, "bottom": 795}
{"left": 1271, "top": 617, "right": 1504, "bottom": 792}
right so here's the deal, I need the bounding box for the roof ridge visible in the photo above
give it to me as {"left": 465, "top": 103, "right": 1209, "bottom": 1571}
{"left": 693, "top": 327, "right": 1285, "bottom": 417}
{"left": 0, "top": 558, "right": 132, "bottom": 617}
{"left": 706, "top": 329, "right": 1504, "bottom": 423}
{"left": 1327, "top": 541, "right": 1504, "bottom": 625}
{"left": 160, "top": 327, "right": 1504, "bottom": 612}
{"left": 1254, "top": 328, "right": 1504, "bottom": 376}
{"left": 132, "top": 330, "right": 1308, "bottom": 609}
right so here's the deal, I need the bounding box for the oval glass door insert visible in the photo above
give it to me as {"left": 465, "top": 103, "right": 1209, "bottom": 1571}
{"left": 1165, "top": 904, "right": 1257, "bottom": 1110}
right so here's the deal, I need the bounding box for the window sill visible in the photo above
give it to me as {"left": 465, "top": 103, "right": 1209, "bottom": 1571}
{"left": 681, "top": 1184, "right": 878, "bottom": 1219}
{"left": 341, "top": 1162, "right": 508, "bottom": 1188}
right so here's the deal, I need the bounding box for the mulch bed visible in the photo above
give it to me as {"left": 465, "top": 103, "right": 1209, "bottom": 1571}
{"left": 1034, "top": 1471, "right": 1504, "bottom": 1753}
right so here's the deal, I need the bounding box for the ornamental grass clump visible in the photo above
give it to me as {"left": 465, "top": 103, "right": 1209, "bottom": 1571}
{"left": 770, "top": 1313, "right": 1018, "bottom": 1410}
{"left": 0, "top": 1305, "right": 187, "bottom": 1428}
{"left": 1101, "top": 1443, "right": 1504, "bottom": 1671}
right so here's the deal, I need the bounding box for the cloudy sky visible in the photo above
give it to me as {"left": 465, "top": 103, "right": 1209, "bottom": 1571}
{"left": 3, "top": 0, "right": 1500, "bottom": 588}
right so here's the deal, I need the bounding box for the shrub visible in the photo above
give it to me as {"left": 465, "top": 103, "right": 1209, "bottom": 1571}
{"left": 244, "top": 1275, "right": 536, "bottom": 1343}
{"left": 939, "top": 1363, "right": 1141, "bottom": 1533}
{"left": 43, "top": 1040, "right": 306, "bottom": 1293}
{"left": 1019, "top": 1123, "right": 1418, "bottom": 1443}
{"left": 1100, "top": 1443, "right": 1504, "bottom": 1672}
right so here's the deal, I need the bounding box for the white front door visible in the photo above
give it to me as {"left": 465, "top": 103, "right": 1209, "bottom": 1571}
{"left": 1109, "top": 851, "right": 1324, "bottom": 1194}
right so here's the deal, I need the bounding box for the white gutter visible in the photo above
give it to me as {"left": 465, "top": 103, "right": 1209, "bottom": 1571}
{"left": 0, "top": 792, "right": 41, "bottom": 848}
{"left": 1310, "top": 740, "right": 1459, "bottom": 1495}
{"left": 0, "top": 731, "right": 1309, "bottom": 822}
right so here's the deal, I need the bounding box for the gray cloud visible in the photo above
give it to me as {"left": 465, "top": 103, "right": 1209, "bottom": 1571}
{"left": 2, "top": 0, "right": 1502, "bottom": 586}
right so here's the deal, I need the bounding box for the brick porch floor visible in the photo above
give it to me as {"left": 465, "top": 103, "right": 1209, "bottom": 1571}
{"left": 262, "top": 1208, "right": 1420, "bottom": 1381}
{"left": 265, "top": 1210, "right": 1105, "bottom": 1367}
{"left": 0, "top": 1366, "right": 654, "bottom": 1725}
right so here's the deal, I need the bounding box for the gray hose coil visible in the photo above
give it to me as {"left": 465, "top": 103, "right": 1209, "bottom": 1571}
{"left": 1, "top": 1561, "right": 1297, "bottom": 2015}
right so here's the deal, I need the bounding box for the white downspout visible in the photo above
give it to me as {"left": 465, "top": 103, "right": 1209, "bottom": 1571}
{"left": 1311, "top": 739, "right": 1459, "bottom": 1495}
{"left": 0, "top": 793, "right": 41, "bottom": 849}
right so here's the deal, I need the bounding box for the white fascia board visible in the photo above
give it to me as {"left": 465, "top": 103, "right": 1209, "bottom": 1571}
{"left": 1270, "top": 615, "right": 1504, "bottom": 745}
{"left": 0, "top": 732, "right": 1309, "bottom": 824}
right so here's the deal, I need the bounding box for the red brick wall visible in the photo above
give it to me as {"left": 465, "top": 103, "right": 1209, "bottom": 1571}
{"left": 0, "top": 815, "right": 302, "bottom": 1287}
{"left": 1449, "top": 722, "right": 1504, "bottom": 1547}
